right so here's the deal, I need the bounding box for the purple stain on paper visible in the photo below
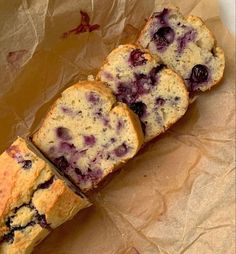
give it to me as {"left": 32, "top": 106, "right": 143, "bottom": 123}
{"left": 62, "top": 11, "right": 100, "bottom": 38}
{"left": 7, "top": 50, "right": 28, "bottom": 66}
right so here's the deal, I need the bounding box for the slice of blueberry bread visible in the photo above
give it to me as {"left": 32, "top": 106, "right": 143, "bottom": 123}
{"left": 97, "top": 44, "right": 189, "bottom": 142}
{"left": 137, "top": 7, "right": 225, "bottom": 92}
{"left": 0, "top": 137, "right": 90, "bottom": 254}
{"left": 32, "top": 81, "right": 144, "bottom": 192}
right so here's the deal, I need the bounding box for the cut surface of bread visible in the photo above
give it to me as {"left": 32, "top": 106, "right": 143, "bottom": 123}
{"left": 0, "top": 137, "right": 90, "bottom": 254}
{"left": 137, "top": 8, "right": 225, "bottom": 92}
{"left": 32, "top": 81, "right": 144, "bottom": 192}
{"left": 97, "top": 44, "right": 189, "bottom": 142}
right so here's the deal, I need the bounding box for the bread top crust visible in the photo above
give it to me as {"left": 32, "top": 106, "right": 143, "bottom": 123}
{"left": 0, "top": 137, "right": 90, "bottom": 248}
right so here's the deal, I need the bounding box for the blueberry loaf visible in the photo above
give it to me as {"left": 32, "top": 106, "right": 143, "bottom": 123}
{"left": 0, "top": 137, "right": 90, "bottom": 254}
{"left": 32, "top": 81, "right": 144, "bottom": 192}
{"left": 97, "top": 44, "right": 189, "bottom": 142}
{"left": 137, "top": 7, "right": 225, "bottom": 92}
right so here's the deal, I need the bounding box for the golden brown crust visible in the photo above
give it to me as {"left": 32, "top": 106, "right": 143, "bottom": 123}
{"left": 64, "top": 80, "right": 116, "bottom": 104}
{"left": 32, "top": 179, "right": 90, "bottom": 228}
{"left": 0, "top": 137, "right": 90, "bottom": 254}
{"left": 0, "top": 226, "right": 49, "bottom": 254}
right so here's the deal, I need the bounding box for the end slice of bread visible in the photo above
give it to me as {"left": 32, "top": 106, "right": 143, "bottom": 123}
{"left": 137, "top": 7, "right": 225, "bottom": 92}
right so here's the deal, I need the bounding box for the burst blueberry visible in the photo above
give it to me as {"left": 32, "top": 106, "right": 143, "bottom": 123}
{"left": 84, "top": 135, "right": 96, "bottom": 146}
{"left": 129, "top": 49, "right": 147, "bottom": 67}
{"left": 129, "top": 101, "right": 147, "bottom": 118}
{"left": 114, "top": 143, "right": 128, "bottom": 157}
{"left": 56, "top": 127, "right": 72, "bottom": 140}
{"left": 21, "top": 160, "right": 32, "bottom": 169}
{"left": 54, "top": 156, "right": 69, "bottom": 171}
{"left": 153, "top": 26, "right": 175, "bottom": 51}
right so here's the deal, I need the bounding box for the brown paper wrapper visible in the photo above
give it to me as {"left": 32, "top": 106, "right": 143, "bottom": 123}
{"left": 0, "top": 0, "right": 235, "bottom": 253}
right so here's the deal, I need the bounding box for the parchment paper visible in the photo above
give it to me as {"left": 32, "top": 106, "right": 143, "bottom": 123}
{"left": 0, "top": 0, "right": 235, "bottom": 253}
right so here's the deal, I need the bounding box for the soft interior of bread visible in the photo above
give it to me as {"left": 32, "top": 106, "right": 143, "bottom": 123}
{"left": 33, "top": 84, "right": 141, "bottom": 191}
{"left": 138, "top": 9, "right": 225, "bottom": 91}
{"left": 98, "top": 45, "right": 189, "bottom": 142}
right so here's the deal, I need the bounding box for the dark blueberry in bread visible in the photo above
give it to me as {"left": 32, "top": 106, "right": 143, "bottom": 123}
{"left": 114, "top": 143, "right": 128, "bottom": 157}
{"left": 21, "top": 160, "right": 32, "bottom": 169}
{"left": 129, "top": 49, "right": 147, "bottom": 67}
{"left": 54, "top": 156, "right": 69, "bottom": 171}
{"left": 156, "top": 97, "right": 166, "bottom": 106}
{"left": 60, "top": 142, "right": 76, "bottom": 153}
{"left": 154, "top": 8, "right": 169, "bottom": 25}
{"left": 87, "top": 92, "right": 100, "bottom": 104}
{"left": 153, "top": 27, "right": 175, "bottom": 51}
{"left": 84, "top": 135, "right": 96, "bottom": 146}
{"left": 35, "top": 214, "right": 49, "bottom": 229}
{"left": 175, "top": 96, "right": 180, "bottom": 101}
{"left": 37, "top": 177, "right": 54, "bottom": 190}
{"left": 117, "top": 83, "right": 137, "bottom": 104}
{"left": 150, "top": 65, "right": 165, "bottom": 79}
{"left": 117, "top": 120, "right": 124, "bottom": 131}
{"left": 76, "top": 168, "right": 103, "bottom": 184}
{"left": 110, "top": 138, "right": 116, "bottom": 143}
{"left": 130, "top": 101, "right": 147, "bottom": 118}
{"left": 135, "top": 73, "right": 153, "bottom": 94}
{"left": 56, "top": 127, "right": 72, "bottom": 140}
{"left": 190, "top": 64, "right": 209, "bottom": 84}
{"left": 0, "top": 232, "right": 14, "bottom": 244}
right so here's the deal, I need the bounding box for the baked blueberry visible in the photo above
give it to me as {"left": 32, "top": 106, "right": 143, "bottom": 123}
{"left": 21, "top": 160, "right": 32, "bottom": 169}
{"left": 130, "top": 101, "right": 147, "bottom": 118}
{"left": 56, "top": 127, "right": 72, "bottom": 140}
{"left": 190, "top": 64, "right": 209, "bottom": 84}
{"left": 129, "top": 49, "right": 147, "bottom": 67}
{"left": 54, "top": 156, "right": 69, "bottom": 171}
{"left": 153, "top": 26, "right": 175, "bottom": 51}
{"left": 114, "top": 143, "right": 128, "bottom": 157}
